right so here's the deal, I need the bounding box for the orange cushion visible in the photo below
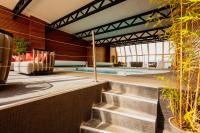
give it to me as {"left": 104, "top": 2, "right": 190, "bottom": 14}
{"left": 26, "top": 53, "right": 33, "bottom": 61}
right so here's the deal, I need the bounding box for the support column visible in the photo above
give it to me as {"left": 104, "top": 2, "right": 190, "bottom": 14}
{"left": 105, "top": 45, "right": 110, "bottom": 62}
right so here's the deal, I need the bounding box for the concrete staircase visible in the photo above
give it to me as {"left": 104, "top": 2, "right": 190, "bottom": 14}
{"left": 80, "top": 82, "right": 158, "bottom": 133}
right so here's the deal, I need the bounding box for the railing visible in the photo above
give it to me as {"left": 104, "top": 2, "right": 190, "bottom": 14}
{"left": 92, "top": 31, "right": 97, "bottom": 82}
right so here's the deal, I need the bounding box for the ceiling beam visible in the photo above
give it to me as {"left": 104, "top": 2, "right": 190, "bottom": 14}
{"left": 108, "top": 36, "right": 165, "bottom": 47}
{"left": 13, "top": 0, "right": 32, "bottom": 19}
{"left": 75, "top": 6, "right": 170, "bottom": 38}
{"left": 49, "top": 0, "right": 126, "bottom": 31}
{"left": 97, "top": 36, "right": 164, "bottom": 47}
{"left": 95, "top": 26, "right": 167, "bottom": 47}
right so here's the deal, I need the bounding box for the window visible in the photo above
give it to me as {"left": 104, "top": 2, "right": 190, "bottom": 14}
{"left": 149, "top": 55, "right": 155, "bottom": 62}
{"left": 156, "top": 42, "right": 163, "bottom": 55}
{"left": 116, "top": 47, "right": 121, "bottom": 56}
{"left": 132, "top": 56, "right": 137, "bottom": 62}
{"left": 116, "top": 41, "right": 175, "bottom": 69}
{"left": 126, "top": 56, "right": 132, "bottom": 63}
{"left": 116, "top": 46, "right": 126, "bottom": 63}
{"left": 149, "top": 43, "right": 156, "bottom": 55}
{"left": 164, "top": 41, "right": 170, "bottom": 54}
{"left": 156, "top": 55, "right": 162, "bottom": 63}
{"left": 120, "top": 47, "right": 125, "bottom": 56}
{"left": 144, "top": 55, "right": 148, "bottom": 63}
{"left": 118, "top": 57, "right": 122, "bottom": 62}
{"left": 130, "top": 45, "right": 136, "bottom": 55}
{"left": 138, "top": 56, "right": 143, "bottom": 62}
{"left": 142, "top": 44, "right": 148, "bottom": 55}
{"left": 125, "top": 46, "right": 131, "bottom": 56}
{"left": 136, "top": 45, "right": 142, "bottom": 55}
{"left": 121, "top": 56, "right": 126, "bottom": 62}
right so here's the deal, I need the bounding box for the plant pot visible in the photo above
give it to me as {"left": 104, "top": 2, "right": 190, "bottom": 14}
{"left": 169, "top": 117, "right": 191, "bottom": 133}
{"left": 0, "top": 29, "right": 13, "bottom": 84}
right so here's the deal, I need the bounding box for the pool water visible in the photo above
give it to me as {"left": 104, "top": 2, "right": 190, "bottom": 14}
{"left": 63, "top": 67, "right": 169, "bottom": 76}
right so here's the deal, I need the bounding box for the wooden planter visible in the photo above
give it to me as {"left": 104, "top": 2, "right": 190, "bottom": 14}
{"left": 169, "top": 117, "right": 191, "bottom": 133}
{"left": 0, "top": 29, "right": 13, "bottom": 84}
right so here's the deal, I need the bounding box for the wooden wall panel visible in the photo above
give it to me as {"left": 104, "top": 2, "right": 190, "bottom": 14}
{"left": 46, "top": 30, "right": 90, "bottom": 61}
{"left": 29, "top": 16, "right": 45, "bottom": 50}
{"left": 87, "top": 47, "right": 108, "bottom": 66}
{"left": 0, "top": 5, "right": 91, "bottom": 61}
{"left": 0, "top": 6, "right": 29, "bottom": 40}
{"left": 0, "top": 6, "right": 45, "bottom": 50}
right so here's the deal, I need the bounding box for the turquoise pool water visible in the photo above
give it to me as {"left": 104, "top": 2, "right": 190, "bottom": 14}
{"left": 63, "top": 67, "right": 169, "bottom": 76}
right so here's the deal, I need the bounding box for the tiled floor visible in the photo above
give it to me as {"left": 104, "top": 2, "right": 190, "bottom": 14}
{"left": 0, "top": 69, "right": 175, "bottom": 108}
{"left": 0, "top": 71, "right": 104, "bottom": 108}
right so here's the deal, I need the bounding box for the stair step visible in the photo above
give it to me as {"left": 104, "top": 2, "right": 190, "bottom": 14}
{"left": 81, "top": 119, "right": 143, "bottom": 133}
{"left": 102, "top": 90, "right": 158, "bottom": 115}
{"left": 92, "top": 104, "right": 156, "bottom": 133}
{"left": 108, "top": 82, "right": 158, "bottom": 99}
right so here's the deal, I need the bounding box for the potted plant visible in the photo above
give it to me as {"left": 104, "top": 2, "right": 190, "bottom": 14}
{"left": 151, "top": 0, "right": 200, "bottom": 132}
{"left": 14, "top": 38, "right": 30, "bottom": 60}
{"left": 0, "top": 29, "right": 13, "bottom": 84}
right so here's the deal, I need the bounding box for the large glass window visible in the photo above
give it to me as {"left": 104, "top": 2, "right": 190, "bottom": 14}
{"left": 116, "top": 41, "right": 175, "bottom": 69}
{"left": 164, "top": 42, "right": 170, "bottom": 54}
{"left": 116, "top": 47, "right": 121, "bottom": 56}
{"left": 142, "top": 44, "right": 148, "bottom": 55}
{"left": 130, "top": 45, "right": 136, "bottom": 55}
{"left": 116, "top": 47, "right": 126, "bottom": 63}
{"left": 125, "top": 46, "right": 131, "bottom": 56}
{"left": 126, "top": 56, "right": 132, "bottom": 63}
{"left": 120, "top": 47, "right": 125, "bottom": 56}
{"left": 132, "top": 56, "right": 137, "bottom": 62}
{"left": 149, "top": 43, "right": 156, "bottom": 55}
{"left": 156, "top": 42, "right": 163, "bottom": 55}
{"left": 136, "top": 45, "right": 142, "bottom": 55}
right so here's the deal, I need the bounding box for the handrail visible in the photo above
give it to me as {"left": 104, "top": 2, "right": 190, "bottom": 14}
{"left": 92, "top": 30, "right": 97, "bottom": 82}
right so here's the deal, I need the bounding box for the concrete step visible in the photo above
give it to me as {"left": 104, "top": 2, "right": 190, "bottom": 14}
{"left": 102, "top": 90, "right": 158, "bottom": 116}
{"left": 92, "top": 104, "right": 156, "bottom": 133}
{"left": 80, "top": 119, "right": 143, "bottom": 133}
{"left": 107, "top": 82, "right": 158, "bottom": 100}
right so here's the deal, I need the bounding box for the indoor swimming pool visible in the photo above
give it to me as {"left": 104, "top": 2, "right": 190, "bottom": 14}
{"left": 63, "top": 67, "right": 170, "bottom": 76}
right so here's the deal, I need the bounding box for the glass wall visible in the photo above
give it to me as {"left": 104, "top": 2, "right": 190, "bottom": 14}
{"left": 116, "top": 41, "right": 175, "bottom": 69}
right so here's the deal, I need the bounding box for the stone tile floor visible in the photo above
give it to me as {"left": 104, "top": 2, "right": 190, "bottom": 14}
{"left": 0, "top": 71, "right": 104, "bottom": 107}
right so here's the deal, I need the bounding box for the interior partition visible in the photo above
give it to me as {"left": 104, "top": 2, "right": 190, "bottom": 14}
{"left": 0, "top": 82, "right": 108, "bottom": 133}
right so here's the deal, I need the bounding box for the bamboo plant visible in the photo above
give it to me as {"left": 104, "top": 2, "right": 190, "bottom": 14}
{"left": 150, "top": 0, "right": 200, "bottom": 132}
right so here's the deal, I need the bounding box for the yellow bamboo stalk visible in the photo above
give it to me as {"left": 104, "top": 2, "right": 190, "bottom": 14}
{"left": 193, "top": 47, "right": 200, "bottom": 122}
{"left": 179, "top": 0, "right": 183, "bottom": 128}
{"left": 186, "top": 22, "right": 192, "bottom": 113}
